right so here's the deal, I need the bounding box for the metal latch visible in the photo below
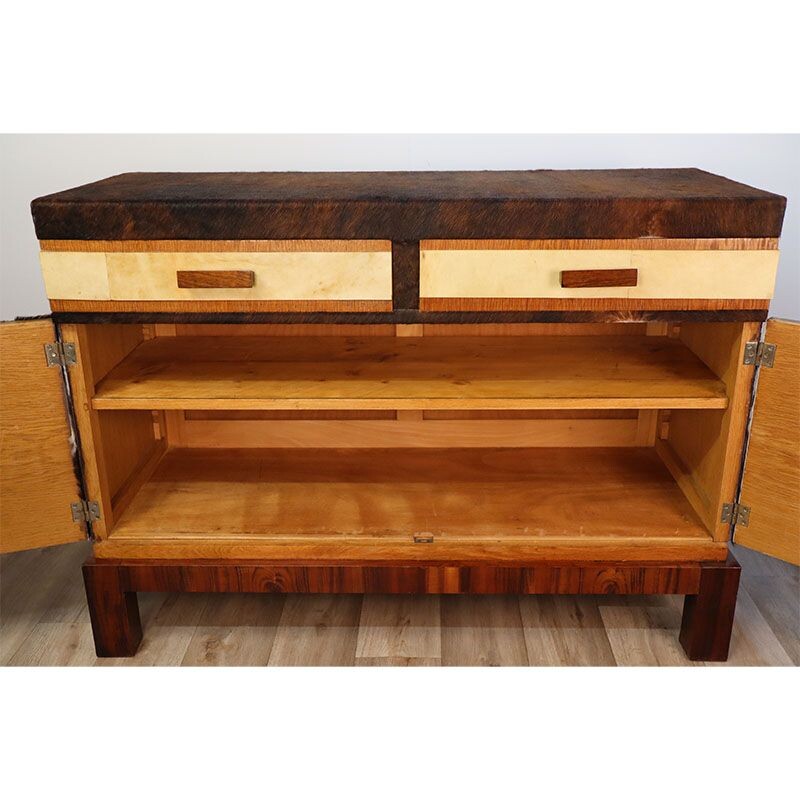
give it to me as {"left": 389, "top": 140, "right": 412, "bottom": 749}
{"left": 413, "top": 533, "right": 434, "bottom": 543}
{"left": 45, "top": 341, "right": 77, "bottom": 368}
{"left": 71, "top": 500, "right": 101, "bottom": 524}
{"left": 721, "top": 502, "right": 750, "bottom": 527}
{"left": 743, "top": 341, "right": 777, "bottom": 368}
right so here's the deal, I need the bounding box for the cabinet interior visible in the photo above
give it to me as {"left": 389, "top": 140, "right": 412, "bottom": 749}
{"left": 62, "top": 320, "right": 757, "bottom": 562}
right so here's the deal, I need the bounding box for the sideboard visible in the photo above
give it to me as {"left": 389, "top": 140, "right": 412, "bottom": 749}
{"left": 1, "top": 169, "right": 797, "bottom": 660}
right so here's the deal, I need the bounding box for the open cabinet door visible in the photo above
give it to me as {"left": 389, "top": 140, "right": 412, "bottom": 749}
{"left": 0, "top": 318, "right": 87, "bottom": 553}
{"left": 735, "top": 319, "right": 800, "bottom": 565}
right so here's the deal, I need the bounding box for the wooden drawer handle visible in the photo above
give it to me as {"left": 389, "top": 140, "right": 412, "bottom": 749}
{"left": 560, "top": 268, "right": 638, "bottom": 288}
{"left": 177, "top": 270, "right": 255, "bottom": 289}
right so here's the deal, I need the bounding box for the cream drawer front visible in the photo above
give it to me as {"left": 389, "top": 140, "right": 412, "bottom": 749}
{"left": 419, "top": 247, "right": 779, "bottom": 300}
{"left": 40, "top": 245, "right": 393, "bottom": 302}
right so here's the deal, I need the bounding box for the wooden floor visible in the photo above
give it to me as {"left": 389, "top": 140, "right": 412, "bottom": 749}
{"left": 1, "top": 542, "right": 797, "bottom": 666}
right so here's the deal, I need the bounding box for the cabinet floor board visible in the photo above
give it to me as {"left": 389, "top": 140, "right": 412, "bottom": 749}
{"left": 100, "top": 447, "right": 717, "bottom": 563}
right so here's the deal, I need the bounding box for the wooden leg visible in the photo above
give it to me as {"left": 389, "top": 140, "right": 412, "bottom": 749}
{"left": 83, "top": 562, "right": 143, "bottom": 657}
{"left": 679, "top": 553, "right": 741, "bottom": 662}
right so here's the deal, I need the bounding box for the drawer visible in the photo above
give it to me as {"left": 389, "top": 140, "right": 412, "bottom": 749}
{"left": 40, "top": 241, "right": 393, "bottom": 309}
{"left": 419, "top": 240, "right": 779, "bottom": 309}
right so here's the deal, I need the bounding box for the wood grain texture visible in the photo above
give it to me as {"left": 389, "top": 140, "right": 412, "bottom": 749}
{"left": 666, "top": 322, "right": 760, "bottom": 540}
{"left": 735, "top": 319, "right": 800, "bottom": 565}
{"left": 519, "top": 595, "right": 616, "bottom": 666}
{"left": 87, "top": 558, "right": 704, "bottom": 595}
{"left": 181, "top": 594, "right": 285, "bottom": 666}
{"left": 0, "top": 319, "right": 84, "bottom": 553}
{"left": 420, "top": 238, "right": 780, "bottom": 251}
{"left": 82, "top": 559, "right": 142, "bottom": 657}
{"left": 90, "top": 334, "right": 728, "bottom": 411}
{"left": 419, "top": 298, "right": 771, "bottom": 311}
{"left": 356, "top": 595, "right": 441, "bottom": 661}
{"left": 176, "top": 270, "right": 254, "bottom": 289}
{"left": 42, "top": 249, "right": 392, "bottom": 302}
{"left": 60, "top": 323, "right": 163, "bottom": 539}
{"left": 174, "top": 417, "right": 641, "bottom": 449}
{"left": 93, "top": 447, "right": 723, "bottom": 563}
{"left": 5, "top": 541, "right": 795, "bottom": 665}
{"left": 41, "top": 240, "right": 392, "bottom": 252}
{"left": 420, "top": 249, "right": 778, "bottom": 300}
{"left": 561, "top": 268, "right": 638, "bottom": 288}
{"left": 267, "top": 595, "right": 362, "bottom": 666}
{"left": 679, "top": 553, "right": 741, "bottom": 661}
{"left": 30, "top": 169, "right": 786, "bottom": 240}
{"left": 441, "top": 595, "right": 528, "bottom": 665}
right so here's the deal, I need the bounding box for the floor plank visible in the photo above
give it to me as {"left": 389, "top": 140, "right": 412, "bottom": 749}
{"left": 182, "top": 594, "right": 286, "bottom": 666}
{"left": 520, "top": 596, "right": 616, "bottom": 666}
{"left": 356, "top": 595, "right": 441, "bottom": 660}
{"left": 599, "top": 598, "right": 696, "bottom": 666}
{"left": 741, "top": 576, "right": 800, "bottom": 665}
{"left": 7, "top": 621, "right": 97, "bottom": 666}
{"left": 268, "top": 594, "right": 362, "bottom": 666}
{"left": 705, "top": 587, "right": 793, "bottom": 667}
{"left": 0, "top": 543, "right": 90, "bottom": 663}
{"left": 441, "top": 595, "right": 528, "bottom": 666}
{"left": 355, "top": 657, "right": 441, "bottom": 666}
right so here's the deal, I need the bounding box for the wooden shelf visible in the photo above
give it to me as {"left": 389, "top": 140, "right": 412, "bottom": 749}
{"left": 92, "top": 336, "right": 728, "bottom": 411}
{"left": 99, "top": 447, "right": 723, "bottom": 562}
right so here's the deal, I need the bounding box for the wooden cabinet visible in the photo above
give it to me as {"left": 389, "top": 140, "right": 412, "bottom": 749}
{"left": 2, "top": 169, "right": 797, "bottom": 660}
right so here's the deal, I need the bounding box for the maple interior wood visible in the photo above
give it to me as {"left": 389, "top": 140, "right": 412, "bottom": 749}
{"left": 105, "top": 447, "right": 717, "bottom": 561}
{"left": 90, "top": 335, "right": 729, "bottom": 411}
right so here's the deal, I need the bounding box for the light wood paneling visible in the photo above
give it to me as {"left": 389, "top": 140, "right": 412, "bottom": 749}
{"left": 91, "top": 335, "right": 728, "bottom": 411}
{"left": 736, "top": 320, "right": 800, "bottom": 565}
{"left": 421, "top": 322, "right": 647, "bottom": 336}
{"left": 38, "top": 252, "right": 109, "bottom": 300}
{"left": 420, "top": 247, "right": 778, "bottom": 300}
{"left": 0, "top": 319, "right": 84, "bottom": 553}
{"left": 665, "top": 322, "right": 760, "bottom": 540}
{"left": 41, "top": 247, "right": 392, "bottom": 302}
{"left": 174, "top": 323, "right": 395, "bottom": 337}
{"left": 176, "top": 417, "right": 640, "bottom": 449}
{"left": 50, "top": 300, "right": 393, "bottom": 312}
{"left": 61, "top": 324, "right": 162, "bottom": 538}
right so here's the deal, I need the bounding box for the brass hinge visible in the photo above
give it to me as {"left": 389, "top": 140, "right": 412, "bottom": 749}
{"left": 44, "top": 341, "right": 77, "bottom": 368}
{"left": 71, "top": 500, "right": 100, "bottom": 524}
{"left": 743, "top": 341, "right": 777, "bottom": 368}
{"left": 721, "top": 502, "right": 750, "bottom": 527}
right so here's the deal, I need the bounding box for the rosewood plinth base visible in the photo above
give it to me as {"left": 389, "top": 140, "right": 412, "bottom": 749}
{"left": 82, "top": 554, "right": 741, "bottom": 661}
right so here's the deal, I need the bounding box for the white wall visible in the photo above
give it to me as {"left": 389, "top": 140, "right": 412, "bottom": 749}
{"left": 1, "top": 134, "right": 797, "bottom": 320}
